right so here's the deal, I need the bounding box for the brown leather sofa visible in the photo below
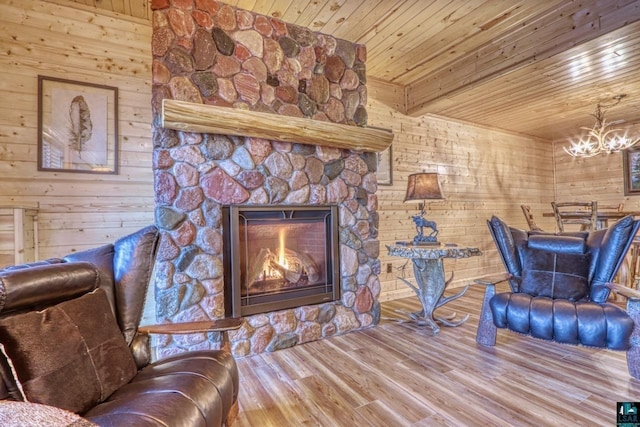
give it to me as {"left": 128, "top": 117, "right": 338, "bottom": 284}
{"left": 0, "top": 225, "right": 240, "bottom": 426}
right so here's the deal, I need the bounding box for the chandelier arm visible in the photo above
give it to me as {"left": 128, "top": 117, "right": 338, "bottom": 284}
{"left": 600, "top": 128, "right": 624, "bottom": 139}
{"left": 598, "top": 96, "right": 624, "bottom": 111}
{"left": 564, "top": 146, "right": 600, "bottom": 158}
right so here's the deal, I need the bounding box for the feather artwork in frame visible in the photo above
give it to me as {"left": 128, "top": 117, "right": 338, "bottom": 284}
{"left": 38, "top": 76, "right": 118, "bottom": 174}
{"left": 68, "top": 95, "right": 93, "bottom": 154}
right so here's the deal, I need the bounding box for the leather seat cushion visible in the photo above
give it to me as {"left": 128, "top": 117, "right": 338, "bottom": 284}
{"left": 84, "top": 350, "right": 238, "bottom": 426}
{"left": 490, "top": 292, "right": 633, "bottom": 350}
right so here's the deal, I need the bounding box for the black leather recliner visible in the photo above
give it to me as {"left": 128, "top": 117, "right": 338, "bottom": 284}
{"left": 476, "top": 215, "right": 640, "bottom": 379}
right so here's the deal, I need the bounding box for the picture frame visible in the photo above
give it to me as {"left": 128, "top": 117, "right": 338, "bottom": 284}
{"left": 38, "top": 76, "right": 119, "bottom": 174}
{"left": 623, "top": 147, "right": 640, "bottom": 195}
{"left": 377, "top": 144, "right": 393, "bottom": 186}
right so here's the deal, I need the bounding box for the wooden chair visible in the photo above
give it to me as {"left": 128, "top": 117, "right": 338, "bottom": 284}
{"left": 551, "top": 201, "right": 598, "bottom": 232}
{"left": 520, "top": 204, "right": 543, "bottom": 231}
{"left": 597, "top": 203, "right": 624, "bottom": 229}
{"left": 628, "top": 237, "right": 640, "bottom": 290}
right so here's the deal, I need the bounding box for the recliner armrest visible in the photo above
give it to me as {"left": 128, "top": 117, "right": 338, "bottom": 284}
{"left": 474, "top": 273, "right": 512, "bottom": 287}
{"left": 138, "top": 318, "right": 243, "bottom": 334}
{"left": 138, "top": 318, "right": 243, "bottom": 353}
{"left": 129, "top": 332, "right": 152, "bottom": 370}
{"left": 607, "top": 282, "right": 640, "bottom": 300}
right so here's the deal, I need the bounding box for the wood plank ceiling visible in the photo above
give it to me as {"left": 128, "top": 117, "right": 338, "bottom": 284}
{"left": 68, "top": 0, "right": 640, "bottom": 142}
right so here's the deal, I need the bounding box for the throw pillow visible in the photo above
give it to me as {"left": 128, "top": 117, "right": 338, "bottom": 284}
{"left": 520, "top": 247, "right": 590, "bottom": 301}
{"left": 0, "top": 289, "right": 137, "bottom": 414}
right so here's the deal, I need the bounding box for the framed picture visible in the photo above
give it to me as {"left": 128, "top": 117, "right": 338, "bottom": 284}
{"left": 377, "top": 144, "right": 392, "bottom": 186}
{"left": 624, "top": 147, "right": 640, "bottom": 195}
{"left": 38, "top": 76, "right": 118, "bottom": 174}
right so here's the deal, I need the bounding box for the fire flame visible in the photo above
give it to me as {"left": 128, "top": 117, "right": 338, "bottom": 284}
{"left": 278, "top": 228, "right": 287, "bottom": 268}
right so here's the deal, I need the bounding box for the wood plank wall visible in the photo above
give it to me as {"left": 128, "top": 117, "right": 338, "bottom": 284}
{"left": 553, "top": 136, "right": 640, "bottom": 210}
{"left": 1, "top": 0, "right": 559, "bottom": 303}
{"left": 366, "top": 78, "right": 556, "bottom": 300}
{"left": 0, "top": 0, "right": 154, "bottom": 263}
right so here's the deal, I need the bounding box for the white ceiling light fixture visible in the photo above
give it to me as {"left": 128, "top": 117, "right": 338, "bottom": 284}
{"left": 564, "top": 95, "right": 639, "bottom": 157}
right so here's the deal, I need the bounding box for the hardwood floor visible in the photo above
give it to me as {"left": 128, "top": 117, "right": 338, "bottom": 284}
{"left": 234, "top": 286, "right": 639, "bottom": 426}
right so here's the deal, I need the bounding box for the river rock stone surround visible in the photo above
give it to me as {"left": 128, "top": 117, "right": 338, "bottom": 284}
{"left": 151, "top": 0, "right": 381, "bottom": 358}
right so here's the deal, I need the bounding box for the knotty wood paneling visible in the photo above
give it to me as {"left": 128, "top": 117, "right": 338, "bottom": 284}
{"left": 1, "top": 0, "right": 557, "bottom": 304}
{"left": 552, "top": 133, "right": 640, "bottom": 211}
{"left": 52, "top": 0, "right": 152, "bottom": 20}
{"left": 0, "top": 0, "right": 154, "bottom": 263}
{"left": 367, "top": 79, "right": 556, "bottom": 300}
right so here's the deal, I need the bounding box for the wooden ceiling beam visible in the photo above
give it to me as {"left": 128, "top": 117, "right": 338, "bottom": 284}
{"left": 405, "top": 0, "right": 640, "bottom": 117}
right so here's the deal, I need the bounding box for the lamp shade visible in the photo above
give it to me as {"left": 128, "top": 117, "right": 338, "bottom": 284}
{"left": 404, "top": 173, "right": 444, "bottom": 202}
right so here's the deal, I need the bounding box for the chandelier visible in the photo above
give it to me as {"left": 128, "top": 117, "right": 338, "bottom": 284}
{"left": 564, "top": 95, "right": 639, "bottom": 158}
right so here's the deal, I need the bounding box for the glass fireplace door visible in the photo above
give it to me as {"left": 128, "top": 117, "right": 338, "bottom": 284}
{"left": 223, "top": 205, "right": 339, "bottom": 317}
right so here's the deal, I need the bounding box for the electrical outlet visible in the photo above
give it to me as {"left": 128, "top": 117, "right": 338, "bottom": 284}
{"left": 386, "top": 263, "right": 393, "bottom": 273}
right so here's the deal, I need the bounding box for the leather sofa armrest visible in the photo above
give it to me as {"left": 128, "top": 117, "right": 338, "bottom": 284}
{"left": 138, "top": 318, "right": 243, "bottom": 352}
{"left": 0, "top": 262, "right": 99, "bottom": 314}
{"left": 129, "top": 332, "right": 152, "bottom": 370}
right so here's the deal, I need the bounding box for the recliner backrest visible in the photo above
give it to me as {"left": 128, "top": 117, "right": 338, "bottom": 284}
{"left": 590, "top": 215, "right": 639, "bottom": 301}
{"left": 63, "top": 225, "right": 159, "bottom": 345}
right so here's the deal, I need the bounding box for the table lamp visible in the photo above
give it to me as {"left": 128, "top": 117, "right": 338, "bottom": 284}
{"left": 404, "top": 172, "right": 444, "bottom": 245}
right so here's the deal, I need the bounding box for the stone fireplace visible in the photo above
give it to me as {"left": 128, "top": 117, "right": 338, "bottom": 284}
{"left": 150, "top": 0, "right": 382, "bottom": 358}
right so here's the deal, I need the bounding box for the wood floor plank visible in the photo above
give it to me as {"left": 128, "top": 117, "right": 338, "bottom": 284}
{"left": 260, "top": 346, "right": 315, "bottom": 381}
{"left": 317, "top": 338, "right": 452, "bottom": 421}
{"left": 292, "top": 342, "right": 376, "bottom": 408}
{"left": 295, "top": 374, "right": 372, "bottom": 426}
{"left": 234, "top": 286, "right": 640, "bottom": 426}
{"left": 355, "top": 399, "right": 417, "bottom": 426}
{"left": 235, "top": 356, "right": 291, "bottom": 426}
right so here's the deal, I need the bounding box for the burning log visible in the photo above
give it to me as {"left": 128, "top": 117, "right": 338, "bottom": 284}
{"left": 296, "top": 251, "right": 321, "bottom": 283}
{"left": 247, "top": 248, "right": 275, "bottom": 286}
{"left": 247, "top": 247, "right": 321, "bottom": 287}
{"left": 269, "top": 259, "right": 302, "bottom": 283}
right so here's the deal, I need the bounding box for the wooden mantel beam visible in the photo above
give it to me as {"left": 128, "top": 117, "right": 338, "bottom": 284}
{"left": 161, "top": 99, "right": 393, "bottom": 153}
{"left": 405, "top": 1, "right": 640, "bottom": 117}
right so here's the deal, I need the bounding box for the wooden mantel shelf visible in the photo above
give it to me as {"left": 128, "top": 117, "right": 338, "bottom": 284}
{"left": 161, "top": 99, "right": 393, "bottom": 153}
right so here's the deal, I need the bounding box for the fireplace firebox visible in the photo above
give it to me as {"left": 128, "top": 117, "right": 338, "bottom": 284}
{"left": 222, "top": 205, "right": 340, "bottom": 317}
